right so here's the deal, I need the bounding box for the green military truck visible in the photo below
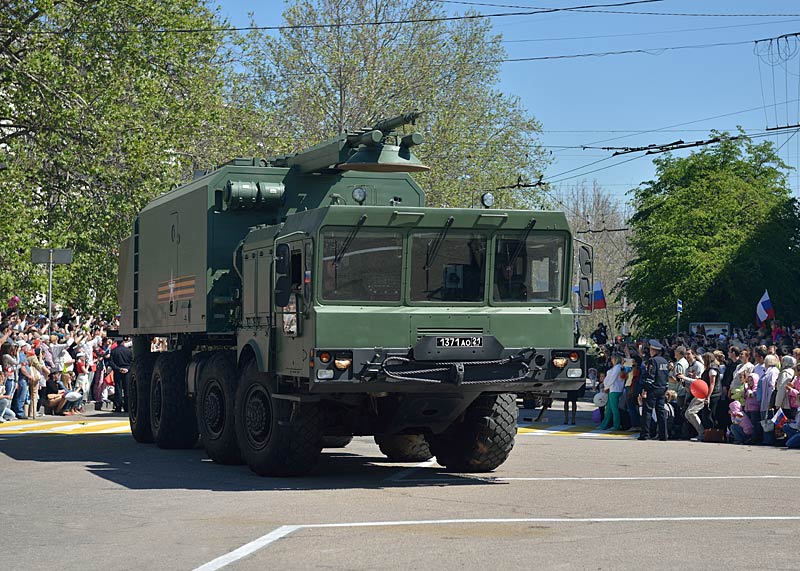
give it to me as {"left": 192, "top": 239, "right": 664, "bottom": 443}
{"left": 117, "top": 112, "right": 591, "bottom": 477}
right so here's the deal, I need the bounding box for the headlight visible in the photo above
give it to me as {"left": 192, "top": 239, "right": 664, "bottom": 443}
{"left": 334, "top": 357, "right": 352, "bottom": 370}
{"left": 569, "top": 351, "right": 580, "bottom": 362}
{"left": 552, "top": 357, "right": 568, "bottom": 368}
{"left": 567, "top": 368, "right": 583, "bottom": 378}
{"left": 319, "top": 351, "right": 332, "bottom": 364}
{"left": 317, "top": 369, "right": 334, "bottom": 380}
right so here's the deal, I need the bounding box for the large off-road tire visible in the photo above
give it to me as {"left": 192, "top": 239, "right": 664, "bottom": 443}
{"left": 374, "top": 434, "right": 433, "bottom": 462}
{"left": 428, "top": 393, "right": 518, "bottom": 472}
{"left": 196, "top": 352, "right": 242, "bottom": 465}
{"left": 129, "top": 353, "right": 158, "bottom": 443}
{"left": 321, "top": 435, "right": 353, "bottom": 448}
{"left": 235, "top": 362, "right": 323, "bottom": 477}
{"left": 150, "top": 352, "right": 198, "bottom": 449}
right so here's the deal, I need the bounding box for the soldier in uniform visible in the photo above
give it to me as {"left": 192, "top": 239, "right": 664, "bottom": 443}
{"left": 639, "top": 339, "right": 669, "bottom": 441}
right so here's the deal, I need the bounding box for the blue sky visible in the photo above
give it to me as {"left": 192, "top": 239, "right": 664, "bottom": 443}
{"left": 214, "top": 0, "right": 800, "bottom": 201}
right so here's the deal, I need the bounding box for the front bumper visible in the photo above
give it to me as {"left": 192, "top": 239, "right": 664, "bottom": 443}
{"left": 309, "top": 343, "right": 585, "bottom": 394}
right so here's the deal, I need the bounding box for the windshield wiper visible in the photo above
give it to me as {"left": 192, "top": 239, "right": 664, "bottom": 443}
{"left": 505, "top": 218, "right": 537, "bottom": 268}
{"left": 334, "top": 214, "right": 367, "bottom": 266}
{"left": 423, "top": 216, "right": 455, "bottom": 270}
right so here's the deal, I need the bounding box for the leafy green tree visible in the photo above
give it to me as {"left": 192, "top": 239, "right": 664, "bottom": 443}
{"left": 238, "top": 0, "right": 548, "bottom": 209}
{"left": 0, "top": 0, "right": 251, "bottom": 313}
{"left": 622, "top": 134, "right": 800, "bottom": 334}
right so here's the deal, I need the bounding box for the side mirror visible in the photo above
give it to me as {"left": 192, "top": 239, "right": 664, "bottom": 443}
{"left": 578, "top": 276, "right": 592, "bottom": 310}
{"left": 578, "top": 244, "right": 593, "bottom": 277}
{"left": 274, "top": 275, "right": 291, "bottom": 308}
{"left": 275, "top": 243, "right": 290, "bottom": 276}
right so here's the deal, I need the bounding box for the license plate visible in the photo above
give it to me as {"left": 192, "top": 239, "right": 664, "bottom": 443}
{"left": 435, "top": 336, "right": 483, "bottom": 348}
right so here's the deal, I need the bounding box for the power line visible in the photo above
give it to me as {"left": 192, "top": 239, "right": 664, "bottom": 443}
{"left": 501, "top": 18, "right": 800, "bottom": 43}
{"left": 575, "top": 97, "right": 800, "bottom": 148}
{"left": 427, "top": 0, "right": 800, "bottom": 19}
{"left": 2, "top": 0, "right": 664, "bottom": 36}
{"left": 501, "top": 33, "right": 797, "bottom": 64}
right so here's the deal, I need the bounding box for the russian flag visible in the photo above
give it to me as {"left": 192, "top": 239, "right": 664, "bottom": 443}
{"left": 756, "top": 290, "right": 775, "bottom": 326}
{"left": 571, "top": 281, "right": 607, "bottom": 310}
{"left": 771, "top": 408, "right": 788, "bottom": 429}
{"left": 591, "top": 281, "right": 607, "bottom": 310}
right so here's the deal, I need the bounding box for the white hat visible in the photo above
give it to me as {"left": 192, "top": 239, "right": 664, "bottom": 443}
{"left": 15, "top": 339, "right": 27, "bottom": 347}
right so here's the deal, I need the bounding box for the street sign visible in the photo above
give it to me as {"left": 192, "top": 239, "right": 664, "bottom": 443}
{"left": 677, "top": 299, "right": 683, "bottom": 313}
{"left": 31, "top": 248, "right": 72, "bottom": 265}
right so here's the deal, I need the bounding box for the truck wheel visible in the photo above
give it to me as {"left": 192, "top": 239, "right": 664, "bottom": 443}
{"left": 150, "top": 352, "right": 198, "bottom": 449}
{"left": 196, "top": 352, "right": 242, "bottom": 465}
{"left": 235, "top": 362, "right": 323, "bottom": 477}
{"left": 129, "top": 353, "right": 158, "bottom": 443}
{"left": 374, "top": 434, "right": 433, "bottom": 462}
{"left": 429, "top": 393, "right": 518, "bottom": 472}
{"left": 321, "top": 436, "right": 353, "bottom": 448}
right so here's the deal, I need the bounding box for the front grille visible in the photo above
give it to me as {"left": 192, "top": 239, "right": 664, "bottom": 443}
{"left": 415, "top": 327, "right": 484, "bottom": 340}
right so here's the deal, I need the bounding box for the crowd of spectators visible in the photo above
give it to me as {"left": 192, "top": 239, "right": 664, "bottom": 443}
{"left": 589, "top": 321, "right": 800, "bottom": 446}
{"left": 0, "top": 300, "right": 130, "bottom": 421}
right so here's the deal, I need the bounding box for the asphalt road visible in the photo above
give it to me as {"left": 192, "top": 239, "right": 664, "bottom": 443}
{"left": 1, "top": 409, "right": 798, "bottom": 571}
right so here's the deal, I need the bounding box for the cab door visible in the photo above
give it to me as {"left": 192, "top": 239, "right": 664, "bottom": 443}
{"left": 273, "top": 236, "right": 313, "bottom": 376}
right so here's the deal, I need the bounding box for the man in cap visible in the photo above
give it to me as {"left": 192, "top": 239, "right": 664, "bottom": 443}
{"left": 639, "top": 339, "right": 669, "bottom": 441}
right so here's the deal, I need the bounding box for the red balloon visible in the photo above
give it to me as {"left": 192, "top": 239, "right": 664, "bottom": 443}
{"left": 690, "top": 379, "right": 709, "bottom": 400}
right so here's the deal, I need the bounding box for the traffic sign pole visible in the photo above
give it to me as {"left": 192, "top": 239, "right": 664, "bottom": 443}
{"left": 30, "top": 248, "right": 72, "bottom": 323}
{"left": 676, "top": 299, "right": 683, "bottom": 336}
{"left": 48, "top": 249, "right": 53, "bottom": 324}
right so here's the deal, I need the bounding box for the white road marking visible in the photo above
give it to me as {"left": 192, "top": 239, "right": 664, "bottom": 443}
{"left": 385, "top": 458, "right": 438, "bottom": 482}
{"left": 192, "top": 525, "right": 301, "bottom": 571}
{"left": 403, "top": 474, "right": 800, "bottom": 484}
{"left": 0, "top": 420, "right": 130, "bottom": 435}
{"left": 0, "top": 420, "right": 65, "bottom": 433}
{"left": 193, "top": 515, "right": 800, "bottom": 570}
{"left": 495, "top": 475, "right": 800, "bottom": 482}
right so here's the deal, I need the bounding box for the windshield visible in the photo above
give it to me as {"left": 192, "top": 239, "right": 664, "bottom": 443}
{"left": 410, "top": 232, "right": 487, "bottom": 302}
{"left": 321, "top": 229, "right": 403, "bottom": 302}
{"left": 493, "top": 233, "right": 566, "bottom": 303}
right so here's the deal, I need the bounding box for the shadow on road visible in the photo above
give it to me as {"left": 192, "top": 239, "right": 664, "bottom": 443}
{"left": 0, "top": 433, "right": 500, "bottom": 492}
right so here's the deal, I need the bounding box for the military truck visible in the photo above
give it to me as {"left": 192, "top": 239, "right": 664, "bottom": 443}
{"left": 117, "top": 112, "right": 591, "bottom": 477}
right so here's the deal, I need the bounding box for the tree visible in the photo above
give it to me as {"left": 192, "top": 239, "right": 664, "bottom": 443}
{"left": 237, "top": 0, "right": 548, "bottom": 209}
{"left": 552, "top": 180, "right": 632, "bottom": 336}
{"left": 0, "top": 0, "right": 251, "bottom": 313}
{"left": 621, "top": 134, "right": 800, "bottom": 335}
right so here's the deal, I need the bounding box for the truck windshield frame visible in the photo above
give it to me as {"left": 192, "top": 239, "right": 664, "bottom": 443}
{"left": 319, "top": 227, "right": 404, "bottom": 304}
{"left": 410, "top": 231, "right": 487, "bottom": 303}
{"left": 492, "top": 231, "right": 567, "bottom": 305}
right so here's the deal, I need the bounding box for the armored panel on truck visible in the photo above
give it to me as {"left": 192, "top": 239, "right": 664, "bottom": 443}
{"left": 118, "top": 164, "right": 425, "bottom": 336}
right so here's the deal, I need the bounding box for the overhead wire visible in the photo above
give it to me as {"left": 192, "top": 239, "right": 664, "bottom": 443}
{"left": 425, "top": 1, "right": 800, "bottom": 18}
{"left": 2, "top": 0, "right": 665, "bottom": 36}
{"left": 501, "top": 19, "right": 800, "bottom": 42}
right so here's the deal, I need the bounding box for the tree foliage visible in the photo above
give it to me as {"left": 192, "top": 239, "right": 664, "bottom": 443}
{"left": 0, "top": 0, "right": 250, "bottom": 313}
{"left": 238, "top": 0, "right": 548, "bottom": 209}
{"left": 0, "top": 0, "right": 549, "bottom": 314}
{"left": 622, "top": 135, "right": 800, "bottom": 334}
